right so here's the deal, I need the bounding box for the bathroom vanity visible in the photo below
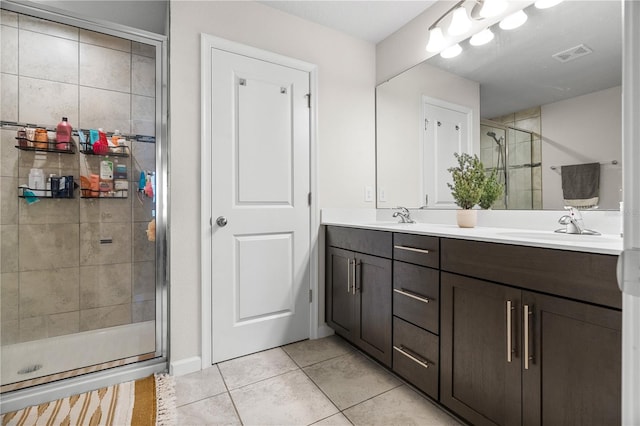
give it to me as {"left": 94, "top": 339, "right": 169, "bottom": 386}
{"left": 325, "top": 222, "right": 622, "bottom": 425}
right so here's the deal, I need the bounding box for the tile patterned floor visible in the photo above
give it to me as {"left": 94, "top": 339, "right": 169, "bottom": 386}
{"left": 175, "top": 335, "right": 462, "bottom": 425}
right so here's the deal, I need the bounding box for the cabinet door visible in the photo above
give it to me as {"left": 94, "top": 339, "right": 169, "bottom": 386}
{"left": 354, "top": 252, "right": 392, "bottom": 366}
{"left": 522, "top": 291, "right": 621, "bottom": 426}
{"left": 326, "top": 247, "right": 355, "bottom": 340}
{"left": 441, "top": 272, "right": 521, "bottom": 426}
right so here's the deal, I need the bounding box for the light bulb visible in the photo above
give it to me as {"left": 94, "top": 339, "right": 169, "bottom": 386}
{"left": 480, "top": 0, "right": 507, "bottom": 18}
{"left": 426, "top": 27, "right": 446, "bottom": 52}
{"left": 441, "top": 44, "right": 462, "bottom": 59}
{"left": 499, "top": 10, "right": 528, "bottom": 30}
{"left": 470, "top": 28, "right": 494, "bottom": 46}
{"left": 535, "top": 0, "right": 563, "bottom": 9}
{"left": 448, "top": 7, "right": 471, "bottom": 36}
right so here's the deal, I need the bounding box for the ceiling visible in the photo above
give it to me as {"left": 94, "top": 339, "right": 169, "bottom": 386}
{"left": 258, "top": 1, "right": 435, "bottom": 44}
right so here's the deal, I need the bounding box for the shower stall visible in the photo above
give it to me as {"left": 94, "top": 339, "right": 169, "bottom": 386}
{"left": 0, "top": 2, "right": 168, "bottom": 412}
{"left": 480, "top": 120, "right": 542, "bottom": 209}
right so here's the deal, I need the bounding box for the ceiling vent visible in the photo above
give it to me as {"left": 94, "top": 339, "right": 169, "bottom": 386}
{"left": 552, "top": 44, "right": 593, "bottom": 63}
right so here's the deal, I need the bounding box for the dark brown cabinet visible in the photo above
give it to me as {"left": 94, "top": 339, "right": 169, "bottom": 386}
{"left": 440, "top": 238, "right": 622, "bottom": 426}
{"left": 326, "top": 226, "right": 393, "bottom": 367}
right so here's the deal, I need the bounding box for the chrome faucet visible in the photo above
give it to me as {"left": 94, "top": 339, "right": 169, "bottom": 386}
{"left": 393, "top": 207, "right": 416, "bottom": 223}
{"left": 555, "top": 207, "right": 600, "bottom": 235}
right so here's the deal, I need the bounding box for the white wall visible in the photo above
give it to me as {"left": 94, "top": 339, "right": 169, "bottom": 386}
{"left": 541, "top": 86, "right": 622, "bottom": 210}
{"left": 169, "top": 1, "right": 376, "bottom": 366}
{"left": 377, "top": 62, "right": 480, "bottom": 208}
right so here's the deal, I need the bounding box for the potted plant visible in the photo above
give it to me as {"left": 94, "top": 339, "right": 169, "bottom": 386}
{"left": 479, "top": 170, "right": 504, "bottom": 210}
{"left": 447, "top": 152, "right": 486, "bottom": 228}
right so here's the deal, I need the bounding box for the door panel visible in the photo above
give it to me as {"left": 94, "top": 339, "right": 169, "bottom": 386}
{"left": 326, "top": 247, "right": 354, "bottom": 338}
{"left": 441, "top": 272, "right": 521, "bottom": 426}
{"left": 355, "top": 253, "right": 392, "bottom": 366}
{"left": 210, "top": 48, "right": 310, "bottom": 363}
{"left": 522, "top": 291, "right": 622, "bottom": 426}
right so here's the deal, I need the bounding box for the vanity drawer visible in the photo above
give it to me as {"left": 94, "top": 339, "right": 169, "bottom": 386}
{"left": 326, "top": 226, "right": 392, "bottom": 258}
{"left": 393, "top": 317, "right": 439, "bottom": 400}
{"left": 393, "top": 233, "right": 439, "bottom": 268}
{"left": 393, "top": 261, "right": 439, "bottom": 334}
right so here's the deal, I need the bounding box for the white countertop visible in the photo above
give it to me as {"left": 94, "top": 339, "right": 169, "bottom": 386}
{"left": 322, "top": 220, "right": 623, "bottom": 255}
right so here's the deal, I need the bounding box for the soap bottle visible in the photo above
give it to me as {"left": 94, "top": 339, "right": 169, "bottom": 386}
{"left": 56, "top": 117, "right": 72, "bottom": 150}
{"left": 29, "top": 168, "right": 45, "bottom": 196}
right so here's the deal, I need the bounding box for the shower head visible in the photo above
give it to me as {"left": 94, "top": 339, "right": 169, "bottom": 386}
{"left": 487, "top": 131, "right": 502, "bottom": 146}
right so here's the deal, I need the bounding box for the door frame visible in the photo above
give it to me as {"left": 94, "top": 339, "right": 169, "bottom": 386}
{"left": 420, "top": 95, "right": 474, "bottom": 208}
{"left": 200, "top": 34, "right": 319, "bottom": 368}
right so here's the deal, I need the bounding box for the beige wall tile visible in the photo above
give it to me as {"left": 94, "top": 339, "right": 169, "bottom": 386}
{"left": 79, "top": 222, "right": 131, "bottom": 266}
{"left": 131, "top": 95, "right": 155, "bottom": 136}
{"left": 80, "top": 44, "right": 130, "bottom": 92}
{"left": 1, "top": 73, "right": 18, "bottom": 122}
{"left": 80, "top": 263, "right": 131, "bottom": 309}
{"left": 79, "top": 29, "right": 131, "bottom": 52}
{"left": 1, "top": 129, "right": 19, "bottom": 177}
{"left": 1, "top": 225, "right": 18, "bottom": 272}
{"left": 19, "top": 30, "right": 78, "bottom": 84}
{"left": 1, "top": 272, "right": 19, "bottom": 320}
{"left": 19, "top": 267, "right": 79, "bottom": 317}
{"left": 79, "top": 87, "right": 130, "bottom": 133}
{"left": 1, "top": 177, "right": 18, "bottom": 224}
{"left": 19, "top": 224, "right": 80, "bottom": 271}
{"left": 133, "top": 192, "right": 155, "bottom": 222}
{"left": 532, "top": 165, "right": 542, "bottom": 191}
{"left": 131, "top": 141, "right": 155, "bottom": 173}
{"left": 19, "top": 76, "right": 78, "bottom": 126}
{"left": 132, "top": 41, "right": 155, "bottom": 58}
{"left": 132, "top": 300, "right": 155, "bottom": 322}
{"left": 514, "top": 106, "right": 541, "bottom": 121}
{"left": 48, "top": 311, "right": 79, "bottom": 337}
{"left": 18, "top": 15, "right": 78, "bottom": 40}
{"left": 1, "top": 25, "right": 18, "bottom": 74}
{"left": 1, "top": 318, "right": 19, "bottom": 345}
{"left": 134, "top": 221, "right": 155, "bottom": 262}
{"left": 133, "top": 260, "right": 155, "bottom": 302}
{"left": 19, "top": 315, "right": 48, "bottom": 342}
{"left": 1, "top": 10, "right": 18, "bottom": 27}
{"left": 132, "top": 55, "right": 155, "bottom": 97}
{"left": 19, "top": 197, "right": 79, "bottom": 225}
{"left": 80, "top": 303, "right": 131, "bottom": 331}
{"left": 515, "top": 117, "right": 541, "bottom": 136}
{"left": 80, "top": 196, "right": 132, "bottom": 223}
{"left": 18, "top": 150, "right": 79, "bottom": 176}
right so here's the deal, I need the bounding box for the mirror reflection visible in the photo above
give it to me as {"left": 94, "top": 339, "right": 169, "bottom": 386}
{"left": 376, "top": 0, "right": 622, "bottom": 210}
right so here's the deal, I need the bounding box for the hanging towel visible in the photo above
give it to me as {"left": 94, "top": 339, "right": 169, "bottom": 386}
{"left": 561, "top": 162, "right": 600, "bottom": 208}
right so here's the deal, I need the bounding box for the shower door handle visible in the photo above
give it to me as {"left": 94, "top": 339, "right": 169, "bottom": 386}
{"left": 216, "top": 216, "right": 228, "bottom": 227}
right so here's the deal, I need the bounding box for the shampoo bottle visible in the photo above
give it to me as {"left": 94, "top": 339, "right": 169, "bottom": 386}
{"left": 56, "top": 117, "right": 72, "bottom": 150}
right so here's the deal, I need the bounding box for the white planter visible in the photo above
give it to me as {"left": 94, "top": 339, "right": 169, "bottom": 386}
{"left": 456, "top": 209, "right": 477, "bottom": 228}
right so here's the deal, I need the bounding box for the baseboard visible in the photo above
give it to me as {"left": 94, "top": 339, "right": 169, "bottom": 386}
{"left": 169, "top": 356, "right": 202, "bottom": 376}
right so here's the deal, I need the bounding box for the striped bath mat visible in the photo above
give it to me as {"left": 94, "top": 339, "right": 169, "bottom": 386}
{"left": 1, "top": 373, "right": 175, "bottom": 426}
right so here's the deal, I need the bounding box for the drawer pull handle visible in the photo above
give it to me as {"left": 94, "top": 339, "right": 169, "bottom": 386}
{"left": 524, "top": 304, "right": 534, "bottom": 370}
{"left": 394, "top": 288, "right": 430, "bottom": 304}
{"left": 394, "top": 245, "right": 430, "bottom": 255}
{"left": 393, "top": 345, "right": 430, "bottom": 369}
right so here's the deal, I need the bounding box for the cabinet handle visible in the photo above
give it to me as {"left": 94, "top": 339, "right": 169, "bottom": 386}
{"left": 393, "top": 345, "right": 430, "bottom": 369}
{"left": 346, "top": 258, "right": 352, "bottom": 294}
{"left": 394, "top": 245, "right": 430, "bottom": 255}
{"left": 506, "top": 300, "right": 514, "bottom": 363}
{"left": 353, "top": 261, "right": 360, "bottom": 295}
{"left": 393, "top": 288, "right": 430, "bottom": 304}
{"left": 524, "top": 304, "right": 533, "bottom": 370}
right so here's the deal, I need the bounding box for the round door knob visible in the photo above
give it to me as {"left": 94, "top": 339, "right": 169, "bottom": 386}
{"left": 216, "top": 216, "right": 228, "bottom": 227}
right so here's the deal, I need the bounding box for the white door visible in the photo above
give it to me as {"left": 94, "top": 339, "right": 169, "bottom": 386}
{"left": 209, "top": 48, "right": 311, "bottom": 363}
{"left": 422, "top": 100, "right": 472, "bottom": 208}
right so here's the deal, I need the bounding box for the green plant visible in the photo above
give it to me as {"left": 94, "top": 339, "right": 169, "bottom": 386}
{"left": 447, "top": 152, "right": 486, "bottom": 210}
{"left": 479, "top": 170, "right": 504, "bottom": 209}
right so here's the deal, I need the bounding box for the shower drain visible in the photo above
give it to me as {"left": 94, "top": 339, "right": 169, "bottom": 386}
{"left": 17, "top": 364, "right": 43, "bottom": 375}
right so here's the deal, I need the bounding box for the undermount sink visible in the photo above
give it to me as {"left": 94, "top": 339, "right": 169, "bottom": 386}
{"left": 497, "top": 231, "right": 621, "bottom": 244}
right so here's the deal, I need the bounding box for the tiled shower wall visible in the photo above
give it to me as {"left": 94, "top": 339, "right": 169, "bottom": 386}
{"left": 0, "top": 10, "right": 157, "bottom": 345}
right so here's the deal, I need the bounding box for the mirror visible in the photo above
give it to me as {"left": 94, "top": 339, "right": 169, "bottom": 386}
{"left": 376, "top": 0, "right": 622, "bottom": 210}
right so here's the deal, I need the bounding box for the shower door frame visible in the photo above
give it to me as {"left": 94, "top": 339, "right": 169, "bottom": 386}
{"left": 0, "top": 0, "right": 169, "bottom": 413}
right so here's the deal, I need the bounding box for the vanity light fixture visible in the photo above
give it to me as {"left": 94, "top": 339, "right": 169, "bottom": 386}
{"left": 469, "top": 28, "right": 494, "bottom": 46}
{"left": 478, "top": 0, "right": 507, "bottom": 18}
{"left": 440, "top": 43, "right": 463, "bottom": 59}
{"left": 499, "top": 10, "right": 528, "bottom": 30}
{"left": 426, "top": 27, "right": 446, "bottom": 52}
{"left": 448, "top": 6, "right": 472, "bottom": 35}
{"left": 534, "top": 0, "right": 563, "bottom": 9}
